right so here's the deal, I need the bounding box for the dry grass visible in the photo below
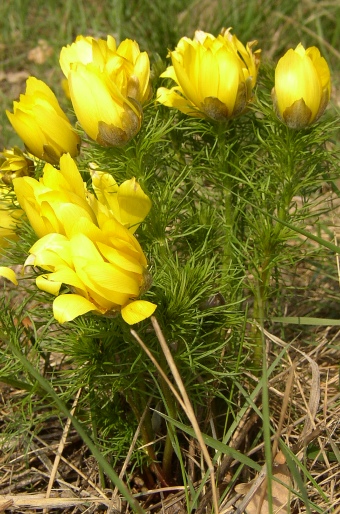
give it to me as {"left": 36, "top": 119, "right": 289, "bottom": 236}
{"left": 1, "top": 310, "right": 339, "bottom": 513}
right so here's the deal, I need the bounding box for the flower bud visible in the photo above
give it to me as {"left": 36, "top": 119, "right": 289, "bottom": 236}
{"left": 0, "top": 147, "right": 35, "bottom": 185}
{"left": 272, "top": 44, "right": 331, "bottom": 129}
{"left": 6, "top": 77, "right": 80, "bottom": 163}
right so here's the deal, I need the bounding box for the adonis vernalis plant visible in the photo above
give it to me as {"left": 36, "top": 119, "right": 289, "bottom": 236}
{"left": 0, "top": 24, "right": 338, "bottom": 512}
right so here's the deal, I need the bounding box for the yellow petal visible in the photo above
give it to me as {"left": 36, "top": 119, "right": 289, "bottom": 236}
{"left": 60, "top": 36, "right": 95, "bottom": 77}
{"left": 46, "top": 267, "right": 87, "bottom": 294}
{"left": 157, "top": 87, "right": 199, "bottom": 116}
{"left": 59, "top": 154, "right": 87, "bottom": 199}
{"left": 6, "top": 109, "right": 46, "bottom": 159}
{"left": 117, "top": 177, "right": 151, "bottom": 232}
{"left": 20, "top": 197, "right": 51, "bottom": 238}
{"left": 121, "top": 300, "right": 157, "bottom": 324}
{"left": 68, "top": 64, "right": 123, "bottom": 140}
{"left": 53, "top": 293, "right": 98, "bottom": 323}
{"left": 172, "top": 50, "right": 200, "bottom": 107}
{"left": 96, "top": 241, "right": 143, "bottom": 273}
{"left": 33, "top": 248, "right": 72, "bottom": 270}
{"left": 26, "top": 76, "right": 68, "bottom": 118}
{"left": 77, "top": 260, "right": 139, "bottom": 295}
{"left": 36, "top": 274, "right": 61, "bottom": 295}
{"left": 0, "top": 266, "right": 18, "bottom": 285}
{"left": 69, "top": 233, "right": 104, "bottom": 261}
{"left": 51, "top": 203, "right": 94, "bottom": 237}
{"left": 91, "top": 168, "right": 118, "bottom": 209}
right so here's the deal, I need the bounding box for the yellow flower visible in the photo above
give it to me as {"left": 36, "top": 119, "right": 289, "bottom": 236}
{"left": 89, "top": 163, "right": 152, "bottom": 234}
{"left": 271, "top": 44, "right": 331, "bottom": 129}
{"left": 13, "top": 154, "right": 155, "bottom": 324}
{"left": 156, "top": 29, "right": 261, "bottom": 121}
{"left": 0, "top": 147, "right": 35, "bottom": 185}
{"left": 0, "top": 185, "right": 23, "bottom": 253}
{"left": 59, "top": 35, "right": 152, "bottom": 146}
{"left": 6, "top": 77, "right": 80, "bottom": 164}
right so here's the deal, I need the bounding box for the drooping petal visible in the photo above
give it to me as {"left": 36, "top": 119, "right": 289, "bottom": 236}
{"left": 36, "top": 274, "right": 62, "bottom": 295}
{"left": 121, "top": 300, "right": 157, "bottom": 324}
{"left": 53, "top": 293, "right": 98, "bottom": 323}
{"left": 156, "top": 87, "right": 199, "bottom": 116}
{"left": 0, "top": 266, "right": 18, "bottom": 285}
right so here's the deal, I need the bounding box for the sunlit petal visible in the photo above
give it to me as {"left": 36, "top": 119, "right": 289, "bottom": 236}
{"left": 53, "top": 294, "right": 98, "bottom": 323}
{"left": 121, "top": 300, "right": 157, "bottom": 324}
{"left": 36, "top": 274, "right": 62, "bottom": 295}
{"left": 0, "top": 266, "right": 18, "bottom": 285}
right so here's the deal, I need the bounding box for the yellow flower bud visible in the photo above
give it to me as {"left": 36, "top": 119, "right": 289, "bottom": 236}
{"left": 272, "top": 44, "right": 331, "bottom": 129}
{"left": 60, "top": 35, "right": 152, "bottom": 146}
{"left": 6, "top": 77, "right": 80, "bottom": 164}
{"left": 13, "top": 154, "right": 156, "bottom": 324}
{"left": 157, "top": 29, "right": 261, "bottom": 121}
{"left": 0, "top": 147, "right": 35, "bottom": 185}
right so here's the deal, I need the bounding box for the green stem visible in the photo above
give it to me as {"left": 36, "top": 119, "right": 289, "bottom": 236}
{"left": 89, "top": 387, "right": 106, "bottom": 489}
{"left": 216, "top": 122, "right": 233, "bottom": 287}
{"left": 252, "top": 263, "right": 270, "bottom": 369}
{"left": 158, "top": 353, "right": 178, "bottom": 483}
{"left": 125, "top": 390, "right": 170, "bottom": 487}
{"left": 253, "top": 129, "right": 294, "bottom": 367}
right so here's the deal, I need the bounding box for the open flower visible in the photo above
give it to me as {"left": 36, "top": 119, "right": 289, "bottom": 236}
{"left": 6, "top": 77, "right": 80, "bottom": 164}
{"left": 13, "top": 153, "right": 155, "bottom": 324}
{"left": 272, "top": 44, "right": 331, "bottom": 129}
{"left": 60, "top": 35, "right": 152, "bottom": 146}
{"left": 156, "top": 29, "right": 261, "bottom": 121}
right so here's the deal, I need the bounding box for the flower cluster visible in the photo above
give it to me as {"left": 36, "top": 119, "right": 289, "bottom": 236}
{"left": 13, "top": 153, "right": 156, "bottom": 324}
{"left": 0, "top": 29, "right": 332, "bottom": 326}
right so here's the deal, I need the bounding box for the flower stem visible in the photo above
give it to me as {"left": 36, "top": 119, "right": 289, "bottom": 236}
{"left": 125, "top": 390, "right": 170, "bottom": 486}
{"left": 158, "top": 353, "right": 178, "bottom": 483}
{"left": 252, "top": 263, "right": 270, "bottom": 369}
{"left": 216, "top": 122, "right": 234, "bottom": 288}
